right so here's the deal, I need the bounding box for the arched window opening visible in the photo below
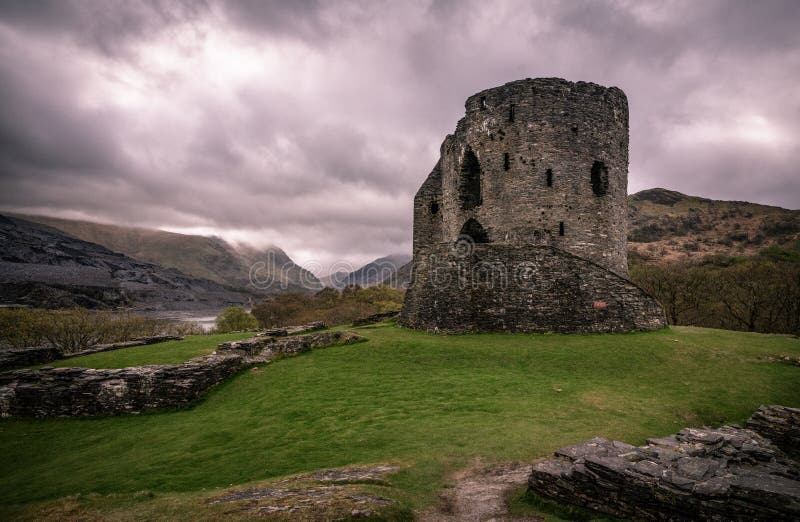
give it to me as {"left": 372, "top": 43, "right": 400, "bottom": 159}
{"left": 460, "top": 218, "right": 490, "bottom": 244}
{"left": 429, "top": 201, "right": 439, "bottom": 215}
{"left": 559, "top": 222, "right": 565, "bottom": 236}
{"left": 591, "top": 160, "right": 609, "bottom": 196}
{"left": 459, "top": 145, "right": 482, "bottom": 210}
{"left": 503, "top": 152, "right": 510, "bottom": 171}
{"left": 546, "top": 169, "right": 553, "bottom": 187}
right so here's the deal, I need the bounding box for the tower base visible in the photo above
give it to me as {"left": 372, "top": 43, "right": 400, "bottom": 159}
{"left": 399, "top": 244, "right": 666, "bottom": 334}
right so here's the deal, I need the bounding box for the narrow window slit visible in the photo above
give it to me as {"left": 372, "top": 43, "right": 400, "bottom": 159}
{"left": 479, "top": 96, "right": 487, "bottom": 109}
{"left": 509, "top": 104, "right": 515, "bottom": 122}
{"left": 503, "top": 152, "right": 510, "bottom": 171}
{"left": 546, "top": 169, "right": 553, "bottom": 187}
{"left": 559, "top": 222, "right": 565, "bottom": 236}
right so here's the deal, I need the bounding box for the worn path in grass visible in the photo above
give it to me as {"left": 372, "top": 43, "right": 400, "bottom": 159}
{"left": 1, "top": 324, "right": 799, "bottom": 519}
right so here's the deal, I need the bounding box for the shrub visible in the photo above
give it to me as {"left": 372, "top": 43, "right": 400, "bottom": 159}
{"left": 252, "top": 285, "right": 405, "bottom": 328}
{"left": 214, "top": 307, "right": 258, "bottom": 333}
{"left": 0, "top": 308, "right": 206, "bottom": 354}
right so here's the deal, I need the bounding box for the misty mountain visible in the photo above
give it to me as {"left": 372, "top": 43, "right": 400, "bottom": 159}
{"left": 321, "top": 254, "right": 412, "bottom": 288}
{"left": 0, "top": 215, "right": 251, "bottom": 310}
{"left": 10, "top": 214, "right": 322, "bottom": 294}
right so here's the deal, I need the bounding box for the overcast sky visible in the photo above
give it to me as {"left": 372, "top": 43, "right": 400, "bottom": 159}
{"left": 0, "top": 0, "right": 798, "bottom": 270}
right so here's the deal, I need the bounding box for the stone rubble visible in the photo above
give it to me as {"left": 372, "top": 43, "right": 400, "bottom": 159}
{"left": 0, "top": 330, "right": 361, "bottom": 417}
{"left": 746, "top": 405, "right": 800, "bottom": 454}
{"left": 528, "top": 407, "right": 800, "bottom": 520}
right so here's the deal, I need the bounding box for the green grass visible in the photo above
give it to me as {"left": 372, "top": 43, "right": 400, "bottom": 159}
{"left": 1, "top": 324, "right": 799, "bottom": 519}
{"left": 44, "top": 333, "right": 254, "bottom": 369}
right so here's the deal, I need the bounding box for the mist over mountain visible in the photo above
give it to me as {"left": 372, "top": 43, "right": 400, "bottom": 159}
{"left": 0, "top": 215, "right": 250, "bottom": 310}
{"left": 9, "top": 214, "right": 322, "bottom": 294}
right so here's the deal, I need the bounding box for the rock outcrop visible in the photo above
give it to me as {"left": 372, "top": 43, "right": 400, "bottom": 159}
{"left": 209, "top": 465, "right": 404, "bottom": 519}
{"left": 0, "top": 330, "right": 362, "bottom": 417}
{"left": 528, "top": 409, "right": 800, "bottom": 520}
{"left": 747, "top": 405, "right": 800, "bottom": 455}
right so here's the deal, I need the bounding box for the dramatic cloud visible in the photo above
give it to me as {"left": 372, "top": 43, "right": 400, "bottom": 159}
{"left": 0, "top": 0, "right": 798, "bottom": 270}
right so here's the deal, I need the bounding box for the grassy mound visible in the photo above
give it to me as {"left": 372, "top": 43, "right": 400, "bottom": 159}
{"left": 1, "top": 323, "right": 798, "bottom": 519}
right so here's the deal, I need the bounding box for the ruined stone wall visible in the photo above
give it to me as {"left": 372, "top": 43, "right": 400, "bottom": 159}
{"left": 401, "top": 244, "right": 664, "bottom": 333}
{"left": 528, "top": 408, "right": 800, "bottom": 520}
{"left": 0, "top": 330, "right": 361, "bottom": 417}
{"left": 413, "top": 78, "right": 629, "bottom": 276}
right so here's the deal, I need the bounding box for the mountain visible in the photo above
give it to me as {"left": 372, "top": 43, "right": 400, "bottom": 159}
{"left": 0, "top": 215, "right": 250, "bottom": 310}
{"left": 627, "top": 188, "right": 800, "bottom": 263}
{"left": 382, "top": 261, "right": 413, "bottom": 288}
{"left": 10, "top": 214, "right": 321, "bottom": 294}
{"left": 322, "top": 254, "right": 413, "bottom": 288}
{"left": 318, "top": 271, "right": 349, "bottom": 288}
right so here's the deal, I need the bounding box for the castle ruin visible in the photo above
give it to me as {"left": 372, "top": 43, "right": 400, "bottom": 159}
{"left": 399, "top": 78, "right": 666, "bottom": 333}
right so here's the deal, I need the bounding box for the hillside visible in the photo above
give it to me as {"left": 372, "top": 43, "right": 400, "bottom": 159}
{"left": 10, "top": 214, "right": 321, "bottom": 294}
{"left": 322, "top": 254, "right": 412, "bottom": 288}
{"left": 0, "top": 215, "right": 250, "bottom": 310}
{"left": 627, "top": 188, "right": 800, "bottom": 263}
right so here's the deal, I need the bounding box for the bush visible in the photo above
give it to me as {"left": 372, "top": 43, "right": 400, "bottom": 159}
{"left": 0, "top": 308, "right": 206, "bottom": 354}
{"left": 214, "top": 307, "right": 258, "bottom": 333}
{"left": 252, "top": 285, "right": 404, "bottom": 328}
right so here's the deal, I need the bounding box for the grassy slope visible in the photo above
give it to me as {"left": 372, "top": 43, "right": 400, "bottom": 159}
{"left": 1, "top": 324, "right": 799, "bottom": 518}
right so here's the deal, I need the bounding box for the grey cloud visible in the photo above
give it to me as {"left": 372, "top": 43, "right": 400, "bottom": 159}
{"left": 0, "top": 0, "right": 798, "bottom": 271}
{"left": 0, "top": 0, "right": 207, "bottom": 56}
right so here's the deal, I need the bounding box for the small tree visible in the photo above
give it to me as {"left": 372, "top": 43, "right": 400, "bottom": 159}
{"left": 215, "top": 307, "right": 258, "bottom": 333}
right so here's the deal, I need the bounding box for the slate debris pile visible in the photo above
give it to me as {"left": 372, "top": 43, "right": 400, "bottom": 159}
{"left": 528, "top": 407, "right": 800, "bottom": 520}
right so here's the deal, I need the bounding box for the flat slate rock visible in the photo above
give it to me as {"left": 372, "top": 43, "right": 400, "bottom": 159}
{"left": 528, "top": 407, "right": 800, "bottom": 521}
{"left": 210, "top": 465, "right": 401, "bottom": 520}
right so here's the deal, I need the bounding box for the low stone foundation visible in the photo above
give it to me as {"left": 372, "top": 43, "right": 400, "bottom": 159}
{"left": 0, "top": 330, "right": 362, "bottom": 417}
{"left": 352, "top": 311, "right": 400, "bottom": 327}
{"left": 259, "top": 321, "right": 327, "bottom": 337}
{"left": 0, "top": 335, "right": 183, "bottom": 372}
{"left": 528, "top": 406, "right": 800, "bottom": 520}
{"left": 0, "top": 345, "right": 62, "bottom": 371}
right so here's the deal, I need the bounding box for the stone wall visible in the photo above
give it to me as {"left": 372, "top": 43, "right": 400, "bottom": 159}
{"left": 528, "top": 412, "right": 800, "bottom": 520}
{"left": 0, "top": 345, "right": 62, "bottom": 372}
{"left": 401, "top": 244, "right": 665, "bottom": 333}
{"left": 412, "top": 78, "right": 629, "bottom": 276}
{"left": 0, "top": 336, "right": 183, "bottom": 372}
{"left": 746, "top": 405, "right": 800, "bottom": 454}
{"left": 0, "top": 330, "right": 362, "bottom": 417}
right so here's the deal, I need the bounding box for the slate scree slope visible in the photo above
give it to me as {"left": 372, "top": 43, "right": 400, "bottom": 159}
{"left": 400, "top": 78, "right": 666, "bottom": 333}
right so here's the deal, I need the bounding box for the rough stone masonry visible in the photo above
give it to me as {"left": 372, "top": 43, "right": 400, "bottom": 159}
{"left": 400, "top": 77, "right": 666, "bottom": 333}
{"left": 0, "top": 330, "right": 362, "bottom": 417}
{"left": 528, "top": 406, "right": 800, "bottom": 520}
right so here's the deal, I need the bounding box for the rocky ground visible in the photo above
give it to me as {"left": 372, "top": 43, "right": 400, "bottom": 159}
{"left": 209, "top": 465, "right": 406, "bottom": 520}
{"left": 419, "top": 461, "right": 536, "bottom": 522}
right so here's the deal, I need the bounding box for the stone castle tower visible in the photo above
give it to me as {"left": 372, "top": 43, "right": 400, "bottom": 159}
{"left": 399, "top": 78, "right": 666, "bottom": 333}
